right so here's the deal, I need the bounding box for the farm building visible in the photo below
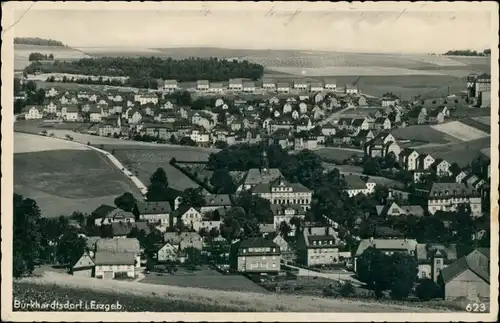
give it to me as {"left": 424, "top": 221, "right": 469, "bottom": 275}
{"left": 94, "top": 251, "right": 136, "bottom": 280}
{"left": 324, "top": 79, "right": 337, "bottom": 90}
{"left": 197, "top": 80, "right": 210, "bottom": 91}
{"left": 71, "top": 252, "right": 95, "bottom": 277}
{"left": 262, "top": 79, "right": 276, "bottom": 90}
{"left": 440, "top": 248, "right": 490, "bottom": 300}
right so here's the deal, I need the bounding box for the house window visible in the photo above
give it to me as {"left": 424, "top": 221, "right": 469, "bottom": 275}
{"left": 435, "top": 259, "right": 441, "bottom": 265}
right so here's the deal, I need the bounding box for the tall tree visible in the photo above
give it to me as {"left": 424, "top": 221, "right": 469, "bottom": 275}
{"left": 210, "top": 168, "right": 236, "bottom": 194}
{"left": 180, "top": 187, "right": 205, "bottom": 208}
{"left": 114, "top": 192, "right": 137, "bottom": 212}
{"left": 13, "top": 194, "right": 43, "bottom": 277}
{"left": 56, "top": 230, "right": 87, "bottom": 266}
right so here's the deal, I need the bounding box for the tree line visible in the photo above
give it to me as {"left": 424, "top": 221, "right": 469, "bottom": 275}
{"left": 443, "top": 49, "right": 490, "bottom": 56}
{"left": 29, "top": 52, "right": 54, "bottom": 61}
{"left": 24, "top": 56, "right": 265, "bottom": 83}
{"left": 15, "top": 37, "right": 67, "bottom": 47}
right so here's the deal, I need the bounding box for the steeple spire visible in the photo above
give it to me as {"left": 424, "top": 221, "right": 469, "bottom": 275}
{"left": 261, "top": 149, "right": 269, "bottom": 174}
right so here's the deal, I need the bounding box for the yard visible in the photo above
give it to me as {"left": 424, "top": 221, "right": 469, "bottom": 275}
{"left": 391, "top": 125, "right": 461, "bottom": 145}
{"left": 140, "top": 266, "right": 268, "bottom": 293}
{"left": 315, "top": 148, "right": 363, "bottom": 164}
{"left": 109, "top": 146, "right": 213, "bottom": 193}
{"left": 418, "top": 137, "right": 491, "bottom": 167}
{"left": 455, "top": 117, "right": 491, "bottom": 133}
{"left": 431, "top": 121, "right": 490, "bottom": 142}
{"left": 14, "top": 143, "right": 141, "bottom": 217}
{"left": 14, "top": 271, "right": 451, "bottom": 313}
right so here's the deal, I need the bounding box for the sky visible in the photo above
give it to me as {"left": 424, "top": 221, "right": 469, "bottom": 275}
{"left": 12, "top": 3, "right": 493, "bottom": 54}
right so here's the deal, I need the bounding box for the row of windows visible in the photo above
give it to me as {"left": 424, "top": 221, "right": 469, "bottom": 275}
{"left": 273, "top": 199, "right": 310, "bottom": 205}
{"left": 312, "top": 240, "right": 334, "bottom": 246}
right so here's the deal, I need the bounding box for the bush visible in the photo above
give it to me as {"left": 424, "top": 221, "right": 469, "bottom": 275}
{"left": 416, "top": 279, "right": 441, "bottom": 301}
{"left": 338, "top": 281, "right": 355, "bottom": 297}
{"left": 322, "top": 286, "right": 337, "bottom": 297}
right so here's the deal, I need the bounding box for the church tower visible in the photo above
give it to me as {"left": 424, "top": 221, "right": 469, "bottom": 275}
{"left": 261, "top": 150, "right": 269, "bottom": 174}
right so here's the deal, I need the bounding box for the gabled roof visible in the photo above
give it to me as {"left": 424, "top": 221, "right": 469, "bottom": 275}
{"left": 111, "top": 222, "right": 152, "bottom": 237}
{"left": 135, "top": 201, "right": 171, "bottom": 214}
{"left": 344, "top": 175, "right": 367, "bottom": 190}
{"left": 94, "top": 251, "right": 136, "bottom": 265}
{"left": 91, "top": 204, "right": 117, "bottom": 219}
{"left": 164, "top": 232, "right": 202, "bottom": 245}
{"left": 203, "top": 194, "right": 234, "bottom": 207}
{"left": 355, "top": 238, "right": 418, "bottom": 256}
{"left": 429, "top": 182, "right": 479, "bottom": 198}
{"left": 72, "top": 252, "right": 95, "bottom": 269}
{"left": 441, "top": 248, "right": 490, "bottom": 284}
{"left": 95, "top": 238, "right": 140, "bottom": 253}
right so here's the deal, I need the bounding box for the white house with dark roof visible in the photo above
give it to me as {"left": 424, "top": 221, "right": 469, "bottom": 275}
{"left": 252, "top": 177, "right": 313, "bottom": 211}
{"left": 229, "top": 78, "right": 243, "bottom": 90}
{"left": 133, "top": 201, "right": 171, "bottom": 225}
{"left": 94, "top": 251, "right": 136, "bottom": 279}
{"left": 324, "top": 79, "right": 337, "bottom": 90}
{"left": 197, "top": 80, "right": 210, "bottom": 91}
{"left": 427, "top": 182, "right": 482, "bottom": 216}
{"left": 399, "top": 148, "right": 420, "bottom": 171}
{"left": 297, "top": 226, "right": 343, "bottom": 266}
{"left": 90, "top": 205, "right": 135, "bottom": 227}
{"left": 343, "top": 175, "right": 376, "bottom": 197}
{"left": 200, "top": 194, "right": 234, "bottom": 213}
{"left": 164, "top": 79, "right": 178, "bottom": 91}
{"left": 95, "top": 237, "right": 141, "bottom": 270}
{"left": 263, "top": 79, "right": 276, "bottom": 90}
{"left": 242, "top": 81, "right": 256, "bottom": 93}
{"left": 210, "top": 82, "right": 224, "bottom": 93}
{"left": 310, "top": 82, "right": 324, "bottom": 92}
{"left": 277, "top": 82, "right": 290, "bottom": 93}
{"left": 293, "top": 80, "right": 309, "bottom": 90}
{"left": 375, "top": 202, "right": 425, "bottom": 218}
{"left": 164, "top": 231, "right": 203, "bottom": 251}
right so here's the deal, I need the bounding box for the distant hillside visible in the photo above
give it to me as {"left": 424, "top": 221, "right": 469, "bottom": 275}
{"left": 14, "top": 37, "right": 67, "bottom": 47}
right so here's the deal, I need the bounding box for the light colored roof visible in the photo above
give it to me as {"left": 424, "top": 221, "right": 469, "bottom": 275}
{"left": 355, "top": 238, "right": 418, "bottom": 257}
{"left": 164, "top": 232, "right": 202, "bottom": 245}
{"left": 164, "top": 80, "right": 177, "bottom": 85}
{"left": 441, "top": 248, "right": 490, "bottom": 284}
{"left": 197, "top": 80, "right": 209, "bottom": 86}
{"left": 72, "top": 253, "right": 95, "bottom": 269}
{"left": 94, "top": 251, "right": 136, "bottom": 265}
{"left": 95, "top": 238, "right": 140, "bottom": 253}
{"left": 244, "top": 168, "right": 283, "bottom": 186}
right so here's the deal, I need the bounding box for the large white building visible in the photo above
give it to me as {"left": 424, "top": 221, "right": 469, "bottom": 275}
{"left": 253, "top": 177, "right": 313, "bottom": 211}
{"left": 164, "top": 80, "right": 178, "bottom": 91}
{"left": 427, "top": 183, "right": 482, "bottom": 217}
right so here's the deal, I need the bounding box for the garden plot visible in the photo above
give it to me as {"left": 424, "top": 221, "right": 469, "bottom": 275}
{"left": 14, "top": 132, "right": 90, "bottom": 153}
{"left": 431, "top": 121, "right": 490, "bottom": 142}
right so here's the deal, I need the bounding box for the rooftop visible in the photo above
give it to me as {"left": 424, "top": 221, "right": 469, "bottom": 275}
{"left": 94, "top": 251, "right": 136, "bottom": 266}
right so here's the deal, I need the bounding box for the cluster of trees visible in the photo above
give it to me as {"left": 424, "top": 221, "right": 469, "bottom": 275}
{"left": 444, "top": 49, "right": 491, "bottom": 56}
{"left": 28, "top": 52, "right": 54, "bottom": 61}
{"left": 15, "top": 37, "right": 67, "bottom": 47}
{"left": 356, "top": 247, "right": 418, "bottom": 299}
{"left": 24, "top": 56, "right": 264, "bottom": 83}
{"left": 14, "top": 79, "right": 46, "bottom": 114}
{"left": 13, "top": 194, "right": 87, "bottom": 278}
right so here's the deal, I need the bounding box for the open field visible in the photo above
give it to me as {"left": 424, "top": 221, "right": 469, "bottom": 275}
{"left": 322, "top": 163, "right": 404, "bottom": 188}
{"left": 391, "top": 125, "right": 461, "bottom": 145}
{"left": 109, "top": 146, "right": 212, "bottom": 193}
{"left": 13, "top": 271, "right": 448, "bottom": 313}
{"left": 456, "top": 117, "right": 491, "bottom": 133}
{"left": 141, "top": 269, "right": 267, "bottom": 293}
{"left": 14, "top": 132, "right": 90, "bottom": 153}
{"left": 418, "top": 137, "right": 491, "bottom": 167}
{"left": 14, "top": 44, "right": 92, "bottom": 70}
{"left": 431, "top": 121, "right": 490, "bottom": 142}
{"left": 450, "top": 108, "right": 491, "bottom": 118}
{"left": 471, "top": 116, "right": 491, "bottom": 126}
{"left": 14, "top": 134, "right": 140, "bottom": 217}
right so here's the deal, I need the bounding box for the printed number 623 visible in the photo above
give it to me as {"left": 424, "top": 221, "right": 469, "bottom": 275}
{"left": 466, "top": 303, "right": 487, "bottom": 312}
